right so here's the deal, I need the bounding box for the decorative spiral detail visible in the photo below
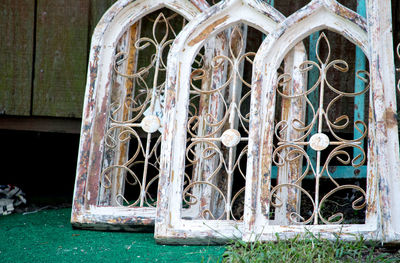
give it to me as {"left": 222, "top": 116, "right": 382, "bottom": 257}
{"left": 270, "top": 33, "right": 370, "bottom": 225}
{"left": 101, "top": 11, "right": 186, "bottom": 207}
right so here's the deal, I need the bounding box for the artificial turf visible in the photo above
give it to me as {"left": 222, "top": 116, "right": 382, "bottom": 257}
{"left": 0, "top": 208, "right": 225, "bottom": 262}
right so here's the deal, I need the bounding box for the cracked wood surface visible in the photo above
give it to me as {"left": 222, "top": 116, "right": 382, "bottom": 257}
{"left": 155, "top": 0, "right": 306, "bottom": 244}
{"left": 71, "top": 0, "right": 211, "bottom": 231}
{"left": 243, "top": 0, "right": 398, "bottom": 243}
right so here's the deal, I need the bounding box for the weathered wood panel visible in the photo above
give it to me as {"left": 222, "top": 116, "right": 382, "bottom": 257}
{"left": 0, "top": 0, "right": 35, "bottom": 116}
{"left": 243, "top": 0, "right": 398, "bottom": 244}
{"left": 274, "top": 0, "right": 308, "bottom": 16}
{"left": 366, "top": 0, "right": 400, "bottom": 243}
{"left": 89, "top": 0, "right": 116, "bottom": 37}
{"left": 393, "top": 0, "right": 400, "bottom": 118}
{"left": 32, "top": 0, "right": 89, "bottom": 117}
{"left": 71, "top": 0, "right": 212, "bottom": 231}
{"left": 155, "top": 0, "right": 298, "bottom": 245}
{"left": 0, "top": 116, "right": 81, "bottom": 134}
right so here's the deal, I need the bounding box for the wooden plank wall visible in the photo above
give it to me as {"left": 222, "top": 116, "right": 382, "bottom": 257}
{"left": 89, "top": 0, "right": 116, "bottom": 36}
{"left": 0, "top": 0, "right": 398, "bottom": 124}
{"left": 33, "top": 0, "right": 89, "bottom": 117}
{"left": 0, "top": 0, "right": 35, "bottom": 116}
{"left": 0, "top": 0, "right": 116, "bottom": 119}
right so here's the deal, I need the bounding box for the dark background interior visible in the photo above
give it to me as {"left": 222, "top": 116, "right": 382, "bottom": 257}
{"left": 0, "top": 130, "right": 79, "bottom": 205}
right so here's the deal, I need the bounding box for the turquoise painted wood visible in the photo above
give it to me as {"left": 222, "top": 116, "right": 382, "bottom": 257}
{"left": 303, "top": 1, "right": 367, "bottom": 178}
{"left": 306, "top": 32, "right": 320, "bottom": 167}
{"left": 271, "top": 165, "right": 367, "bottom": 179}
{"left": 262, "top": 1, "right": 366, "bottom": 179}
{"left": 353, "top": 0, "right": 366, "bottom": 158}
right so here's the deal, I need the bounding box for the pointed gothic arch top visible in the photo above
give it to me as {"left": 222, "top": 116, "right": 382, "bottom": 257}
{"left": 155, "top": 0, "right": 309, "bottom": 244}
{"left": 72, "top": 0, "right": 212, "bottom": 230}
{"left": 243, "top": 0, "right": 384, "bottom": 242}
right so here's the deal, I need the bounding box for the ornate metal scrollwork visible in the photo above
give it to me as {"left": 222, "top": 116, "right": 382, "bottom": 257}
{"left": 101, "top": 12, "right": 186, "bottom": 208}
{"left": 397, "top": 43, "right": 400, "bottom": 92}
{"left": 183, "top": 26, "right": 255, "bottom": 221}
{"left": 271, "top": 33, "right": 369, "bottom": 225}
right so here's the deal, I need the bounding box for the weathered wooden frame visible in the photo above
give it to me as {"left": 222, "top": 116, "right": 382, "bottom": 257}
{"left": 243, "top": 0, "right": 400, "bottom": 243}
{"left": 366, "top": 0, "right": 400, "bottom": 243}
{"left": 305, "top": 0, "right": 369, "bottom": 179}
{"left": 155, "top": 0, "right": 308, "bottom": 244}
{"left": 71, "top": 0, "right": 214, "bottom": 230}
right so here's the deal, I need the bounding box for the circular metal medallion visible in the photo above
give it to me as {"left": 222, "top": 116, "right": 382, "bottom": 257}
{"left": 141, "top": 115, "right": 161, "bottom": 133}
{"left": 220, "top": 129, "right": 241, "bottom": 148}
{"left": 309, "top": 133, "right": 330, "bottom": 151}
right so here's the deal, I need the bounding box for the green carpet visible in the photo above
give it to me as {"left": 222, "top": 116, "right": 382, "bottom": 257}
{"left": 0, "top": 208, "right": 225, "bottom": 262}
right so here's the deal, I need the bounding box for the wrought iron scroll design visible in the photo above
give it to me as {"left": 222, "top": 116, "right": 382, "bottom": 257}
{"left": 271, "top": 33, "right": 369, "bottom": 225}
{"left": 101, "top": 12, "right": 186, "bottom": 208}
{"left": 183, "top": 26, "right": 255, "bottom": 221}
{"left": 397, "top": 43, "right": 400, "bottom": 93}
{"left": 397, "top": 43, "right": 400, "bottom": 143}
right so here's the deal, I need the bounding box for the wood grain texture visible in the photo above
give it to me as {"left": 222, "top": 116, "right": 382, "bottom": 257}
{"left": 353, "top": 0, "right": 366, "bottom": 158}
{"left": 0, "top": 116, "right": 81, "bottom": 134}
{"left": 244, "top": 0, "right": 376, "bottom": 243}
{"left": 71, "top": 0, "right": 211, "bottom": 231}
{"left": 32, "top": 0, "right": 89, "bottom": 117}
{"left": 89, "top": 0, "right": 116, "bottom": 37}
{"left": 155, "top": 0, "right": 286, "bottom": 244}
{"left": 0, "top": 0, "right": 35, "bottom": 116}
{"left": 366, "top": 0, "right": 400, "bottom": 243}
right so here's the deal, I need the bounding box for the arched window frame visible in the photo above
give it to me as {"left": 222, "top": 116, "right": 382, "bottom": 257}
{"left": 243, "top": 0, "right": 400, "bottom": 243}
{"left": 71, "top": 0, "right": 214, "bottom": 230}
{"left": 155, "top": 0, "right": 308, "bottom": 244}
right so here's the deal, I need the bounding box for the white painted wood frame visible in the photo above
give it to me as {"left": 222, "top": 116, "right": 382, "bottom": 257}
{"left": 71, "top": 0, "right": 215, "bottom": 230}
{"left": 244, "top": 0, "right": 400, "bottom": 243}
{"left": 155, "top": 0, "right": 307, "bottom": 244}
{"left": 366, "top": 0, "right": 400, "bottom": 243}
